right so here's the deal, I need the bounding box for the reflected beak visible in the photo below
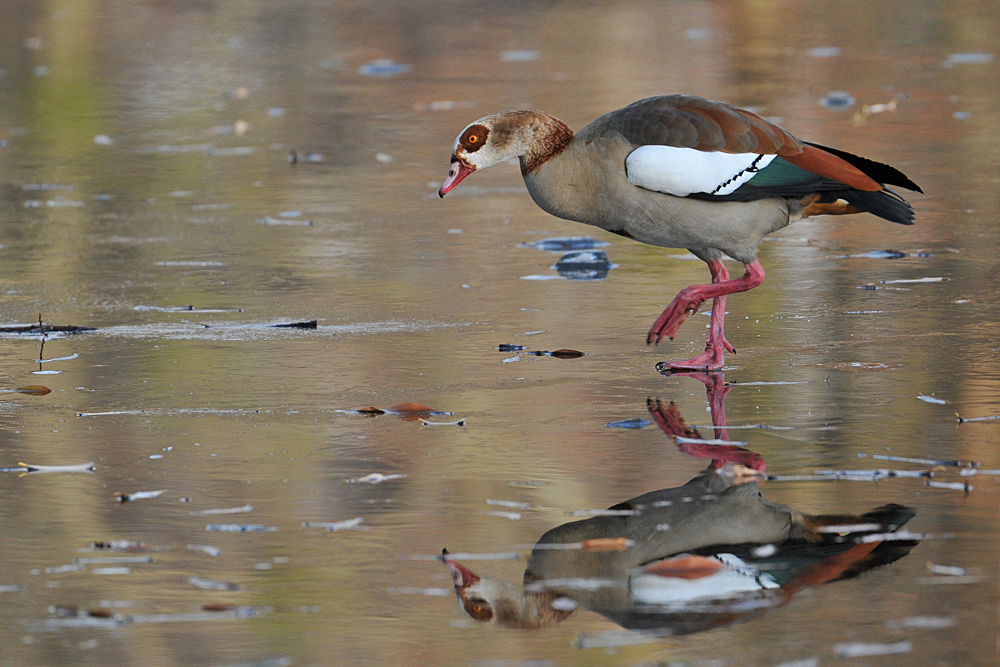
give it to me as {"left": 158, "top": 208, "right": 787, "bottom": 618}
{"left": 443, "top": 554, "right": 480, "bottom": 590}
{"left": 439, "top": 158, "right": 474, "bottom": 197}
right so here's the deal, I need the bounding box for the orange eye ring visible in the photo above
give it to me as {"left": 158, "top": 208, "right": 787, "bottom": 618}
{"left": 468, "top": 135, "right": 478, "bottom": 144}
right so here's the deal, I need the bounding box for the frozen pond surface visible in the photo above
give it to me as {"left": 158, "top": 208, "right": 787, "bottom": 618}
{"left": 0, "top": 1, "right": 998, "bottom": 665}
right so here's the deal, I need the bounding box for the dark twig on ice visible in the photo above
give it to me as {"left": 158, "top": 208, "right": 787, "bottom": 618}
{"left": 0, "top": 314, "right": 95, "bottom": 336}
{"left": 859, "top": 453, "right": 978, "bottom": 468}
{"left": 3, "top": 462, "right": 96, "bottom": 475}
{"left": 0, "top": 322, "right": 96, "bottom": 334}
{"left": 956, "top": 412, "right": 1000, "bottom": 423}
{"left": 271, "top": 320, "right": 318, "bottom": 329}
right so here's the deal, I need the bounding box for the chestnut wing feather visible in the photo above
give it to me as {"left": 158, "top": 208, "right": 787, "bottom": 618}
{"left": 607, "top": 95, "right": 882, "bottom": 192}
{"left": 611, "top": 95, "right": 802, "bottom": 154}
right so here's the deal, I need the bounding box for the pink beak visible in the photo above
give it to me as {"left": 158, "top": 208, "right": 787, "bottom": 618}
{"left": 439, "top": 159, "right": 474, "bottom": 197}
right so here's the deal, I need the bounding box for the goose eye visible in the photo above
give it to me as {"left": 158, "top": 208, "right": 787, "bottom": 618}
{"left": 465, "top": 597, "right": 493, "bottom": 621}
{"left": 461, "top": 124, "right": 488, "bottom": 152}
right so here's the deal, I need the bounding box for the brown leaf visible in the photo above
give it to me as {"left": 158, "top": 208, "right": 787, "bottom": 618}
{"left": 390, "top": 403, "right": 439, "bottom": 421}
{"left": 581, "top": 537, "right": 630, "bottom": 552}
{"left": 15, "top": 385, "right": 51, "bottom": 396}
{"left": 389, "top": 402, "right": 435, "bottom": 413}
{"left": 550, "top": 349, "right": 585, "bottom": 359}
{"left": 357, "top": 403, "right": 445, "bottom": 421}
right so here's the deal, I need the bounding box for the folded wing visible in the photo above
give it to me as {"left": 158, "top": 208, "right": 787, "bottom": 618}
{"left": 613, "top": 95, "right": 921, "bottom": 225}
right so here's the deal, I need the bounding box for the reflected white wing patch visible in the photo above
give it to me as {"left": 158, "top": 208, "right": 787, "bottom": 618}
{"left": 626, "top": 145, "right": 776, "bottom": 197}
{"left": 630, "top": 553, "right": 779, "bottom": 605}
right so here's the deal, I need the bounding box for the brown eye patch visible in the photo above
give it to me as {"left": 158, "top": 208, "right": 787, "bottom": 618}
{"left": 464, "top": 597, "right": 494, "bottom": 622}
{"left": 460, "top": 124, "right": 489, "bottom": 152}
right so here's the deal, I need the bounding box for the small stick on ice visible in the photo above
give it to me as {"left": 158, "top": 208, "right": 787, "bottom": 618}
{"left": 834, "top": 641, "right": 912, "bottom": 658}
{"left": 764, "top": 475, "right": 836, "bottom": 482}
{"left": 879, "top": 277, "right": 947, "bottom": 284}
{"left": 115, "top": 490, "right": 165, "bottom": 503}
{"left": 204, "top": 524, "right": 276, "bottom": 532}
{"left": 961, "top": 468, "right": 1000, "bottom": 476}
{"left": 814, "top": 468, "right": 933, "bottom": 480}
{"left": 486, "top": 498, "right": 531, "bottom": 510}
{"left": 675, "top": 435, "right": 748, "bottom": 447}
{"left": 925, "top": 480, "right": 972, "bottom": 492}
{"left": 690, "top": 423, "right": 837, "bottom": 431}
{"left": 418, "top": 418, "right": 466, "bottom": 426}
{"left": 886, "top": 616, "right": 956, "bottom": 629}
{"left": 855, "top": 530, "right": 931, "bottom": 543}
{"left": 409, "top": 551, "right": 523, "bottom": 562}
{"left": 192, "top": 504, "right": 253, "bottom": 515}
{"left": 188, "top": 576, "right": 242, "bottom": 591}
{"left": 187, "top": 544, "right": 222, "bottom": 557}
{"left": 18, "top": 461, "right": 95, "bottom": 475}
{"left": 346, "top": 473, "right": 407, "bottom": 484}
{"left": 956, "top": 413, "right": 1000, "bottom": 423}
{"left": 859, "top": 453, "right": 977, "bottom": 468}
{"left": 302, "top": 517, "right": 365, "bottom": 532}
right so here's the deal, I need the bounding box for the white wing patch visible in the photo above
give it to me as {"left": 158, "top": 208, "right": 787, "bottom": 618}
{"left": 626, "top": 145, "right": 776, "bottom": 197}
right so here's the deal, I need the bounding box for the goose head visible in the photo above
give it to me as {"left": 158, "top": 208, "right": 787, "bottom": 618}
{"left": 439, "top": 111, "right": 574, "bottom": 196}
{"left": 443, "top": 551, "right": 576, "bottom": 629}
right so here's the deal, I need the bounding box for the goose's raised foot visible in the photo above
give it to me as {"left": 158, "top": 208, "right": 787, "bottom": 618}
{"left": 647, "top": 288, "right": 706, "bottom": 344}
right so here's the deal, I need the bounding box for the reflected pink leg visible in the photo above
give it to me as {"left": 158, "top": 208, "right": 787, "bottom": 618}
{"left": 704, "top": 371, "right": 731, "bottom": 442}
{"left": 649, "top": 260, "right": 765, "bottom": 371}
{"left": 649, "top": 372, "right": 765, "bottom": 472}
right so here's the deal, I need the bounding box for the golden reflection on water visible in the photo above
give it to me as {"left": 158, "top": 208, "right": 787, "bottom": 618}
{"left": 0, "top": 1, "right": 998, "bottom": 665}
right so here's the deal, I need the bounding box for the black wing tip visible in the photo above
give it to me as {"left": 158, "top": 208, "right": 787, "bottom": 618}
{"left": 804, "top": 141, "right": 922, "bottom": 193}
{"left": 842, "top": 187, "right": 916, "bottom": 226}
{"left": 893, "top": 177, "right": 923, "bottom": 194}
{"left": 860, "top": 503, "right": 916, "bottom": 530}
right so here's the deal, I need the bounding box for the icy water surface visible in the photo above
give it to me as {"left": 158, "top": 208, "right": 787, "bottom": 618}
{"left": 1, "top": 1, "right": 999, "bottom": 665}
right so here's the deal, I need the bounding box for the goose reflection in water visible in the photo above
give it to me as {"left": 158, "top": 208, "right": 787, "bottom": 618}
{"left": 443, "top": 371, "right": 919, "bottom": 635}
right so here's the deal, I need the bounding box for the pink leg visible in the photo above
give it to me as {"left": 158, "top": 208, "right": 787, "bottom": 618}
{"left": 648, "top": 260, "right": 765, "bottom": 371}
{"left": 664, "top": 263, "right": 736, "bottom": 370}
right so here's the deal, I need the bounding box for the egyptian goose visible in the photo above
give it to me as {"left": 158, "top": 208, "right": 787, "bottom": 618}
{"left": 439, "top": 95, "right": 922, "bottom": 370}
{"left": 443, "top": 466, "right": 917, "bottom": 633}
